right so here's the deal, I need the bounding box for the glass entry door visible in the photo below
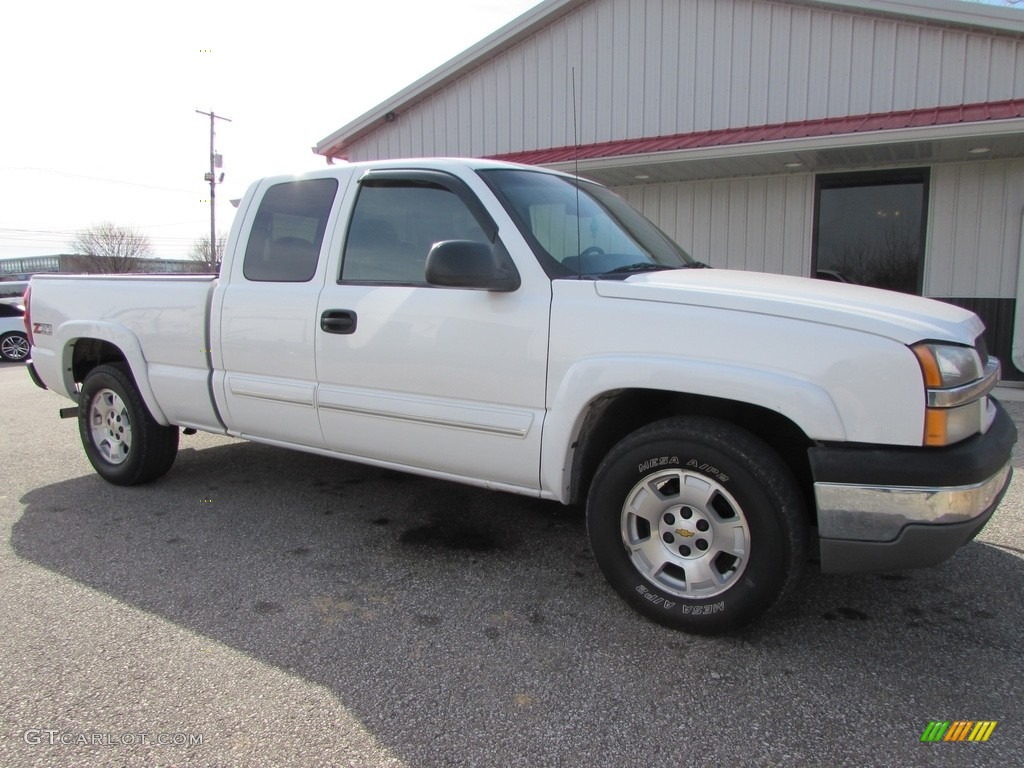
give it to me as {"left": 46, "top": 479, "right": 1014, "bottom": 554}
{"left": 813, "top": 169, "right": 929, "bottom": 295}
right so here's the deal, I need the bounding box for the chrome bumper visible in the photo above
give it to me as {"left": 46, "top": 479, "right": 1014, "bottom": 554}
{"left": 809, "top": 399, "right": 1016, "bottom": 574}
{"left": 814, "top": 461, "right": 1012, "bottom": 542}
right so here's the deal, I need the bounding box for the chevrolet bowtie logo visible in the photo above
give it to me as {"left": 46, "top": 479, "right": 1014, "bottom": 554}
{"left": 674, "top": 529, "right": 695, "bottom": 538}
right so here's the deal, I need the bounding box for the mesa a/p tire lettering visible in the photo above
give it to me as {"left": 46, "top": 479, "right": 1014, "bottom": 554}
{"left": 587, "top": 416, "right": 807, "bottom": 635}
{"left": 634, "top": 583, "right": 727, "bottom": 614}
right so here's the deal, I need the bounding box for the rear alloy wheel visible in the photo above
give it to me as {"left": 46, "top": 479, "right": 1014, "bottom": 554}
{"left": 0, "top": 332, "right": 29, "bottom": 362}
{"left": 587, "top": 416, "right": 807, "bottom": 635}
{"left": 78, "top": 363, "right": 179, "bottom": 485}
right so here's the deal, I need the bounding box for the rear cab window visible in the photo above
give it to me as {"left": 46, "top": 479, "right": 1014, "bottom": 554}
{"left": 242, "top": 178, "right": 339, "bottom": 282}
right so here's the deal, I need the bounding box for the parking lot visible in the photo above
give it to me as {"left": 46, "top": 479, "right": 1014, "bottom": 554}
{"left": 1, "top": 361, "right": 1022, "bottom": 767}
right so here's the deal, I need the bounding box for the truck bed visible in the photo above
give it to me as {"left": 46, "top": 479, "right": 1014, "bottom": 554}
{"left": 28, "top": 273, "right": 222, "bottom": 432}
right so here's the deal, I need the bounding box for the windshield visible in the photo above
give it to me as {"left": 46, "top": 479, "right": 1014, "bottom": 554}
{"left": 478, "top": 169, "right": 695, "bottom": 278}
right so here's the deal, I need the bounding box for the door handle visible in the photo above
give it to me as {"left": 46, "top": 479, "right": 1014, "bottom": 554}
{"left": 320, "top": 309, "right": 357, "bottom": 334}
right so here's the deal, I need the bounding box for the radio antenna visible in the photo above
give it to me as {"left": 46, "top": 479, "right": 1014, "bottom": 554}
{"left": 571, "top": 66, "right": 582, "bottom": 279}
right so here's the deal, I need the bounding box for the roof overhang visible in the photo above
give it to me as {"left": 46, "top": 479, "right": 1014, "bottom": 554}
{"left": 488, "top": 100, "right": 1024, "bottom": 185}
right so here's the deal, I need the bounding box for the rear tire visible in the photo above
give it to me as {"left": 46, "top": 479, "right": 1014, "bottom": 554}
{"left": 587, "top": 416, "right": 806, "bottom": 635}
{"left": 78, "top": 363, "right": 179, "bottom": 485}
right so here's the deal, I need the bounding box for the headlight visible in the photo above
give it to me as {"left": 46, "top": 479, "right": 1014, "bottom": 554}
{"left": 912, "top": 343, "right": 982, "bottom": 389}
{"left": 911, "top": 342, "right": 996, "bottom": 447}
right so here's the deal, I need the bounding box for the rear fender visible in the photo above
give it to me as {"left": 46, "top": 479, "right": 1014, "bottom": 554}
{"left": 57, "top": 321, "right": 169, "bottom": 425}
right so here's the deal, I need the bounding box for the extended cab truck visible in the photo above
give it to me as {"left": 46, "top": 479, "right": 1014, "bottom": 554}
{"left": 25, "top": 158, "right": 1016, "bottom": 634}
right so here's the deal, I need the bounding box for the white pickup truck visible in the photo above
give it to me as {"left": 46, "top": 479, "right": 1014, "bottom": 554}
{"left": 25, "top": 158, "right": 1015, "bottom": 634}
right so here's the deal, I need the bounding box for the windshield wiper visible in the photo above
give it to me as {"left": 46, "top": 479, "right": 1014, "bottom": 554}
{"left": 602, "top": 262, "right": 673, "bottom": 275}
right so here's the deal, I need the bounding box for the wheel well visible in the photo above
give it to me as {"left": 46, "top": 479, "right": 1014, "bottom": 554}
{"left": 71, "top": 339, "right": 128, "bottom": 385}
{"left": 570, "top": 389, "right": 816, "bottom": 516}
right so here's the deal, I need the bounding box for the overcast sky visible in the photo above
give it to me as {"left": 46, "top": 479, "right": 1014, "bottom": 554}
{"left": 0, "top": 0, "right": 540, "bottom": 261}
{"left": 0, "top": 0, "right": 1018, "bottom": 262}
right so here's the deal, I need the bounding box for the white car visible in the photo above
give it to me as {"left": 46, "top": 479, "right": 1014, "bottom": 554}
{"left": 0, "top": 301, "right": 29, "bottom": 362}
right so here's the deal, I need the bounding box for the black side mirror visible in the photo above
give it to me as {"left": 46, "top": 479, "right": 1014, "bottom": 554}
{"left": 425, "top": 240, "right": 520, "bottom": 292}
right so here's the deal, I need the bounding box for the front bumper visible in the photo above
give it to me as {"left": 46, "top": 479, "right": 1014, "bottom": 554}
{"left": 809, "top": 400, "right": 1016, "bottom": 574}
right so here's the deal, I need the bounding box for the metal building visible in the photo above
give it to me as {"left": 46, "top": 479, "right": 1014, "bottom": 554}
{"left": 315, "top": 0, "right": 1024, "bottom": 377}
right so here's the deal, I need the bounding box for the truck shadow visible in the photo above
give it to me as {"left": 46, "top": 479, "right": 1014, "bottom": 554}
{"left": 13, "top": 438, "right": 1024, "bottom": 764}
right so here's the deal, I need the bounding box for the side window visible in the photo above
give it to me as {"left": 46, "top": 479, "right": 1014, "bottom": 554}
{"left": 243, "top": 178, "right": 338, "bottom": 282}
{"left": 341, "top": 181, "right": 490, "bottom": 284}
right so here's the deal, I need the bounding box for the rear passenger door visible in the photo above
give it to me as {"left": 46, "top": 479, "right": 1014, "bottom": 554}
{"left": 213, "top": 174, "right": 349, "bottom": 446}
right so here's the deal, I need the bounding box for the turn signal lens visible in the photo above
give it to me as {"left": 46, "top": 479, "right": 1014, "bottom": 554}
{"left": 923, "top": 409, "right": 948, "bottom": 447}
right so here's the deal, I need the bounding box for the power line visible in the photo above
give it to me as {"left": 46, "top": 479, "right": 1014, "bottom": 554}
{"left": 1, "top": 167, "right": 197, "bottom": 194}
{"left": 0, "top": 227, "right": 228, "bottom": 249}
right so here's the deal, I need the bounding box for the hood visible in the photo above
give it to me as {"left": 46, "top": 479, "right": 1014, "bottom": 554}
{"left": 595, "top": 269, "right": 983, "bottom": 346}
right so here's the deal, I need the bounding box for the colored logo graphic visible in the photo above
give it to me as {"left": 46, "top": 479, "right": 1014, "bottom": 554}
{"left": 921, "top": 721, "right": 997, "bottom": 743}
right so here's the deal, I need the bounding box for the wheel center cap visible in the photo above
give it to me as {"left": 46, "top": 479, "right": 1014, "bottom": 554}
{"left": 659, "top": 505, "right": 714, "bottom": 560}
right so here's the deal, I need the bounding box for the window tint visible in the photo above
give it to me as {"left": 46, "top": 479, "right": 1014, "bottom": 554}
{"left": 341, "top": 182, "right": 489, "bottom": 284}
{"left": 0, "top": 303, "right": 23, "bottom": 318}
{"left": 243, "top": 178, "right": 338, "bottom": 282}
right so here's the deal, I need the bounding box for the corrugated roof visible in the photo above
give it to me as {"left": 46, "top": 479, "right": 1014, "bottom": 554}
{"left": 486, "top": 99, "right": 1024, "bottom": 165}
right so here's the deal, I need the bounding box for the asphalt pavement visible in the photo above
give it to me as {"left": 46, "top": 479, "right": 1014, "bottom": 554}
{"left": 1, "top": 362, "right": 1022, "bottom": 767}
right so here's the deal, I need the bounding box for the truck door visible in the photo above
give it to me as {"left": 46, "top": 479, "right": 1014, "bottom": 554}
{"left": 314, "top": 169, "right": 550, "bottom": 491}
{"left": 213, "top": 175, "right": 345, "bottom": 447}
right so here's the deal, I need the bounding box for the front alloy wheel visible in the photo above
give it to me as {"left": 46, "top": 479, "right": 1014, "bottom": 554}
{"left": 587, "top": 416, "right": 807, "bottom": 635}
{"left": 621, "top": 467, "right": 751, "bottom": 599}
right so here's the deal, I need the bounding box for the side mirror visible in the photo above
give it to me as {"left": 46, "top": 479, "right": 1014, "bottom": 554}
{"left": 425, "top": 240, "right": 520, "bottom": 292}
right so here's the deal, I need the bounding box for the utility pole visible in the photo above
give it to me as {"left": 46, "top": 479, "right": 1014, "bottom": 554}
{"left": 195, "top": 109, "right": 231, "bottom": 265}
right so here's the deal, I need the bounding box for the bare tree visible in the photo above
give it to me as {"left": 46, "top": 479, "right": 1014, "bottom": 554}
{"left": 864, "top": 222, "right": 920, "bottom": 294}
{"left": 819, "top": 221, "right": 920, "bottom": 294}
{"left": 189, "top": 233, "right": 226, "bottom": 273}
{"left": 69, "top": 222, "right": 152, "bottom": 274}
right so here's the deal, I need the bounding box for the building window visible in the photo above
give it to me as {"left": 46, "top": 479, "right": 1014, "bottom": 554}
{"left": 813, "top": 169, "right": 929, "bottom": 295}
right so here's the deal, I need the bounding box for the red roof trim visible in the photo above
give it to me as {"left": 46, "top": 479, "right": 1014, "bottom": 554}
{"left": 487, "top": 99, "right": 1024, "bottom": 165}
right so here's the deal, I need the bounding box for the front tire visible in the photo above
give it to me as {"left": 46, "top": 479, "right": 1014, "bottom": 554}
{"left": 78, "top": 363, "right": 179, "bottom": 485}
{"left": 587, "top": 417, "right": 807, "bottom": 635}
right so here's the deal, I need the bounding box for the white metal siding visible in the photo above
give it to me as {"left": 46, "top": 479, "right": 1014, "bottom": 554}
{"left": 617, "top": 174, "right": 815, "bottom": 276}
{"left": 343, "top": 0, "right": 1024, "bottom": 162}
{"left": 617, "top": 160, "right": 1024, "bottom": 300}
{"left": 925, "top": 159, "right": 1024, "bottom": 299}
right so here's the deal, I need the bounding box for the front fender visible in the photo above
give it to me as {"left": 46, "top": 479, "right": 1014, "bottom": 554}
{"left": 56, "top": 320, "right": 170, "bottom": 426}
{"left": 540, "top": 355, "right": 845, "bottom": 501}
